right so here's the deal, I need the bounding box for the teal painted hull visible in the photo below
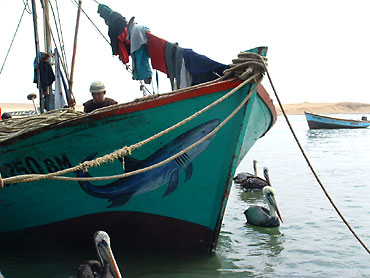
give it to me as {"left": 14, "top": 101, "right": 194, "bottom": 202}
{"left": 0, "top": 78, "right": 276, "bottom": 253}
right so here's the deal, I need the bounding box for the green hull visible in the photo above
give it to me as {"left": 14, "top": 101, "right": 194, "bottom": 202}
{"left": 0, "top": 77, "right": 276, "bottom": 253}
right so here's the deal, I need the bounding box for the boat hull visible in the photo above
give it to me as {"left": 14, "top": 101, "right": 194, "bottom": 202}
{"left": 305, "top": 111, "right": 370, "bottom": 129}
{"left": 0, "top": 79, "right": 276, "bottom": 253}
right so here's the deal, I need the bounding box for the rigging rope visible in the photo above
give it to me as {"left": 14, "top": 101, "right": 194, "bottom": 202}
{"left": 39, "top": 0, "right": 77, "bottom": 104}
{"left": 49, "top": 0, "right": 69, "bottom": 78}
{"left": 41, "top": 1, "right": 69, "bottom": 80}
{"left": 0, "top": 6, "right": 27, "bottom": 76}
{"left": 23, "top": 0, "right": 32, "bottom": 14}
{"left": 260, "top": 58, "right": 370, "bottom": 255}
{"left": 70, "top": 0, "right": 109, "bottom": 44}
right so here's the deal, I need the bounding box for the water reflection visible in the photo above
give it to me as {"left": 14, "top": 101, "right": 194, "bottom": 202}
{"left": 244, "top": 225, "right": 284, "bottom": 257}
{"left": 1, "top": 243, "right": 223, "bottom": 278}
{"left": 306, "top": 129, "right": 348, "bottom": 140}
{"left": 239, "top": 190, "right": 264, "bottom": 204}
{"left": 99, "top": 246, "right": 223, "bottom": 278}
{"left": 306, "top": 127, "right": 370, "bottom": 141}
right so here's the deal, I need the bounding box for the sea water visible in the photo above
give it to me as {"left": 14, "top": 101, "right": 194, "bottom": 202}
{"left": 1, "top": 114, "right": 370, "bottom": 277}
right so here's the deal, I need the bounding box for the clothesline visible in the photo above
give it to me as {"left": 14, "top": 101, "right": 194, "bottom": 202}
{"left": 97, "top": 4, "right": 229, "bottom": 91}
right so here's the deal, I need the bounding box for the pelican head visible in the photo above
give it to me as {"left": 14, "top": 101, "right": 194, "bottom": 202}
{"left": 94, "top": 231, "right": 122, "bottom": 278}
{"left": 263, "top": 167, "right": 271, "bottom": 186}
{"left": 263, "top": 186, "right": 283, "bottom": 223}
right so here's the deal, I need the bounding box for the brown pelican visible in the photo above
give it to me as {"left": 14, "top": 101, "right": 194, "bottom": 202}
{"left": 244, "top": 186, "right": 283, "bottom": 227}
{"left": 77, "top": 231, "right": 122, "bottom": 278}
{"left": 233, "top": 159, "right": 258, "bottom": 183}
{"left": 240, "top": 167, "right": 270, "bottom": 191}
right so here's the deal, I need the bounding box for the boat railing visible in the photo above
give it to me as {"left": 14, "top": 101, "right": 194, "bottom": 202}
{"left": 8, "top": 110, "right": 38, "bottom": 117}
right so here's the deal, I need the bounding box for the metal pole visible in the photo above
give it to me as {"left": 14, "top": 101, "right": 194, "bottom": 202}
{"left": 69, "top": 0, "right": 82, "bottom": 108}
{"left": 31, "top": 0, "right": 44, "bottom": 113}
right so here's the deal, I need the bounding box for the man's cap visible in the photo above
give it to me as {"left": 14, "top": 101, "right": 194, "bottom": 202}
{"left": 90, "top": 81, "right": 106, "bottom": 94}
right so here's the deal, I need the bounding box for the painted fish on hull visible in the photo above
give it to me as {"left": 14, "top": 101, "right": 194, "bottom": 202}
{"left": 76, "top": 119, "right": 220, "bottom": 207}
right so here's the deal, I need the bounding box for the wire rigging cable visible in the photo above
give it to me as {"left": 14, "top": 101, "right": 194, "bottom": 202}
{"left": 23, "top": 0, "right": 32, "bottom": 13}
{"left": 70, "top": 0, "right": 109, "bottom": 44}
{"left": 48, "top": 0, "right": 69, "bottom": 78}
{"left": 0, "top": 5, "right": 28, "bottom": 76}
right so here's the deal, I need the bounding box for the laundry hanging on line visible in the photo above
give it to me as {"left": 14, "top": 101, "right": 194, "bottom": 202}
{"left": 97, "top": 4, "right": 229, "bottom": 89}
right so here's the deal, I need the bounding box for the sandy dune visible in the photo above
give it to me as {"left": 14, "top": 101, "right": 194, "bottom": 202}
{"left": 1, "top": 102, "right": 370, "bottom": 115}
{"left": 274, "top": 102, "right": 370, "bottom": 115}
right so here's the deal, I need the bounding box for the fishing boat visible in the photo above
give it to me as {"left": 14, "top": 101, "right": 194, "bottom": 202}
{"left": 0, "top": 1, "right": 277, "bottom": 254}
{"left": 304, "top": 111, "right": 370, "bottom": 129}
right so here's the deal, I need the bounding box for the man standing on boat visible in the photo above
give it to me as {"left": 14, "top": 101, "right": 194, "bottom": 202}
{"left": 83, "top": 81, "right": 118, "bottom": 113}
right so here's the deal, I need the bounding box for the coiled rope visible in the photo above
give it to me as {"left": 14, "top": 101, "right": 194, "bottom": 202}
{"left": 260, "top": 59, "right": 370, "bottom": 255}
{"left": 0, "top": 109, "right": 85, "bottom": 142}
{"left": 1, "top": 53, "right": 265, "bottom": 185}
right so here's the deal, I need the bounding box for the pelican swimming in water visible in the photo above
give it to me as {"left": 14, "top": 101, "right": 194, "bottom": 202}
{"left": 77, "top": 231, "right": 122, "bottom": 278}
{"left": 240, "top": 167, "right": 270, "bottom": 191}
{"left": 233, "top": 159, "right": 258, "bottom": 184}
{"left": 244, "top": 186, "right": 283, "bottom": 227}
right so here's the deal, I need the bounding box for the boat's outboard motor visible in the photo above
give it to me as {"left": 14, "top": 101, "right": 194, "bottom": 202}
{"left": 361, "top": 116, "right": 367, "bottom": 121}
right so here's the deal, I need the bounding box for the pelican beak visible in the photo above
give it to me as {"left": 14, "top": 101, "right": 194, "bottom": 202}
{"left": 97, "top": 240, "right": 122, "bottom": 278}
{"left": 267, "top": 193, "right": 283, "bottom": 223}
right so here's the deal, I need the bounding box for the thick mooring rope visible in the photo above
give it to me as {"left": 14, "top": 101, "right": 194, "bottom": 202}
{"left": 1, "top": 53, "right": 265, "bottom": 185}
{"left": 17, "top": 81, "right": 260, "bottom": 184}
{"left": 260, "top": 59, "right": 370, "bottom": 255}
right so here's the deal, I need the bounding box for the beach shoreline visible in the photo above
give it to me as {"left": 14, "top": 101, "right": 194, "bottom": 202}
{"left": 1, "top": 101, "right": 370, "bottom": 115}
{"left": 274, "top": 101, "right": 370, "bottom": 115}
{"left": 0, "top": 103, "right": 83, "bottom": 113}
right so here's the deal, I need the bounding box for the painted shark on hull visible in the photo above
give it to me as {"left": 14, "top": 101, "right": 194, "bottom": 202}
{"left": 76, "top": 119, "right": 220, "bottom": 207}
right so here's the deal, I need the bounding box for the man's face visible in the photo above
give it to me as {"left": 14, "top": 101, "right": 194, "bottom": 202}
{"left": 92, "top": 92, "right": 105, "bottom": 104}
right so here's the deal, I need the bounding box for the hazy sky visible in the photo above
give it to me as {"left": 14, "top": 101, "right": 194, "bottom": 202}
{"left": 1, "top": 0, "right": 369, "bottom": 106}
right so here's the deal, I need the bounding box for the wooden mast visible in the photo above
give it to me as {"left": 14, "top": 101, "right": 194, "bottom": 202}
{"left": 42, "top": 0, "right": 52, "bottom": 111}
{"left": 31, "top": 0, "right": 44, "bottom": 113}
{"left": 68, "top": 0, "right": 82, "bottom": 108}
{"left": 42, "top": 0, "right": 51, "bottom": 58}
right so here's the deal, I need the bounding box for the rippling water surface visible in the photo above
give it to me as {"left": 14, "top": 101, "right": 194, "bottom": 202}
{"left": 1, "top": 114, "right": 370, "bottom": 277}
